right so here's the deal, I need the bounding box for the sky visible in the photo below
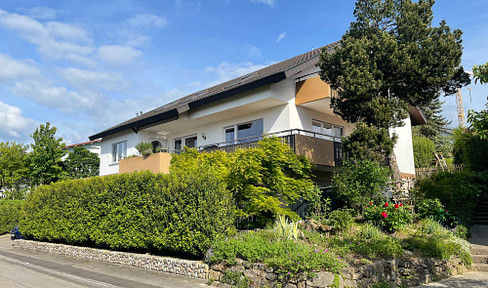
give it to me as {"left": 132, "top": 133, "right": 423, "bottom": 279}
{"left": 0, "top": 0, "right": 487, "bottom": 145}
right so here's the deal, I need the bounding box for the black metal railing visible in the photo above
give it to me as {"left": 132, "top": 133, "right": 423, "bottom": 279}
{"left": 160, "top": 129, "right": 344, "bottom": 166}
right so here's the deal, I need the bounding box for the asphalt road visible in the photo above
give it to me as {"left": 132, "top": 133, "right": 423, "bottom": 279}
{"left": 0, "top": 235, "right": 209, "bottom": 288}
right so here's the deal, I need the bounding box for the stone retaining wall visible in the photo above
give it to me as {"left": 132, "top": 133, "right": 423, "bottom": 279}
{"left": 209, "top": 256, "right": 469, "bottom": 288}
{"left": 13, "top": 239, "right": 208, "bottom": 280}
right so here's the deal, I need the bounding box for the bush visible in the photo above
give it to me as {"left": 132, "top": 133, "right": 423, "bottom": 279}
{"left": 0, "top": 200, "right": 23, "bottom": 234}
{"left": 332, "top": 160, "right": 391, "bottom": 211}
{"left": 328, "top": 209, "right": 354, "bottom": 233}
{"left": 453, "top": 127, "right": 488, "bottom": 171}
{"left": 135, "top": 142, "right": 153, "bottom": 156}
{"left": 416, "top": 171, "right": 482, "bottom": 226}
{"left": 402, "top": 219, "right": 472, "bottom": 266}
{"left": 171, "top": 137, "right": 316, "bottom": 226}
{"left": 21, "top": 170, "right": 235, "bottom": 257}
{"left": 210, "top": 231, "right": 345, "bottom": 278}
{"left": 412, "top": 135, "right": 435, "bottom": 168}
{"left": 363, "top": 201, "right": 413, "bottom": 232}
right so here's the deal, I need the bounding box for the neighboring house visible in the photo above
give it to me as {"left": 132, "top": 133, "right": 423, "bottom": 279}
{"left": 89, "top": 43, "right": 426, "bottom": 185}
{"left": 63, "top": 139, "right": 102, "bottom": 160}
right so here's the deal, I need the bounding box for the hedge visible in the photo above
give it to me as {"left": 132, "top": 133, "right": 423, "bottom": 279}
{"left": 0, "top": 199, "right": 23, "bottom": 234}
{"left": 21, "top": 169, "right": 235, "bottom": 257}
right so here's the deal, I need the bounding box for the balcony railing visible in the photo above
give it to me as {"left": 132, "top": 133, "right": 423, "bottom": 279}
{"left": 198, "top": 129, "right": 343, "bottom": 167}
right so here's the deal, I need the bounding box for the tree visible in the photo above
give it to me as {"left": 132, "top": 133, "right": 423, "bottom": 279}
{"left": 473, "top": 63, "right": 488, "bottom": 84}
{"left": 413, "top": 97, "right": 449, "bottom": 139}
{"left": 319, "top": 0, "right": 470, "bottom": 130}
{"left": 63, "top": 146, "right": 100, "bottom": 179}
{"left": 412, "top": 135, "right": 435, "bottom": 168}
{"left": 28, "top": 122, "right": 66, "bottom": 185}
{"left": 0, "top": 142, "right": 28, "bottom": 199}
{"left": 342, "top": 123, "right": 396, "bottom": 165}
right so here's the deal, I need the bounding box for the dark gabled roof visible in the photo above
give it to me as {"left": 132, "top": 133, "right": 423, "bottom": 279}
{"left": 89, "top": 42, "right": 338, "bottom": 140}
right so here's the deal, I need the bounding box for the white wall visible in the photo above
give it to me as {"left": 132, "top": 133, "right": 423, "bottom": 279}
{"left": 390, "top": 117, "right": 416, "bottom": 176}
{"left": 99, "top": 131, "right": 141, "bottom": 176}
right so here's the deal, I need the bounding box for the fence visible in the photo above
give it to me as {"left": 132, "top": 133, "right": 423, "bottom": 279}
{"left": 415, "top": 165, "right": 464, "bottom": 179}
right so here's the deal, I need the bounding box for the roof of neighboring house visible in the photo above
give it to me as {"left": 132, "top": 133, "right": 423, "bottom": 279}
{"left": 65, "top": 139, "right": 102, "bottom": 149}
{"left": 89, "top": 42, "right": 338, "bottom": 140}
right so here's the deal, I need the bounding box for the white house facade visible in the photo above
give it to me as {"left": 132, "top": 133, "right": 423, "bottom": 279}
{"left": 89, "top": 43, "right": 425, "bottom": 184}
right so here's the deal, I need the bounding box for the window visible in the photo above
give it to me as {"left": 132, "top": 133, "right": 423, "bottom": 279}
{"left": 224, "top": 119, "right": 263, "bottom": 143}
{"left": 112, "top": 141, "right": 127, "bottom": 163}
{"left": 174, "top": 135, "right": 197, "bottom": 153}
{"left": 312, "top": 120, "right": 343, "bottom": 139}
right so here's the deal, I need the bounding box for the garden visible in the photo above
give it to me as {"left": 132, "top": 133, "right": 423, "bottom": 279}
{"left": 2, "top": 135, "right": 487, "bottom": 287}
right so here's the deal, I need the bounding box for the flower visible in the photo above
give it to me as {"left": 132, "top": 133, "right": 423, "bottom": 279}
{"left": 369, "top": 202, "right": 372, "bottom": 205}
{"left": 381, "top": 212, "right": 388, "bottom": 218}
{"left": 394, "top": 204, "right": 399, "bottom": 209}
{"left": 400, "top": 203, "right": 404, "bottom": 206}
{"left": 384, "top": 203, "right": 389, "bottom": 207}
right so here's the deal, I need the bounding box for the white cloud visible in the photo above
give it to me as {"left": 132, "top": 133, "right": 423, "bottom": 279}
{"left": 205, "top": 62, "right": 266, "bottom": 86}
{"left": 0, "top": 54, "right": 40, "bottom": 82}
{"left": 0, "top": 101, "right": 36, "bottom": 141}
{"left": 127, "top": 14, "right": 168, "bottom": 28}
{"left": 46, "top": 21, "right": 92, "bottom": 43}
{"left": 276, "top": 32, "right": 286, "bottom": 43}
{"left": 61, "top": 68, "right": 127, "bottom": 91}
{"left": 17, "top": 6, "right": 59, "bottom": 20}
{"left": 0, "top": 10, "right": 96, "bottom": 65}
{"left": 249, "top": 0, "right": 276, "bottom": 7}
{"left": 11, "top": 80, "right": 97, "bottom": 114}
{"left": 247, "top": 45, "right": 262, "bottom": 58}
{"left": 97, "top": 45, "right": 142, "bottom": 67}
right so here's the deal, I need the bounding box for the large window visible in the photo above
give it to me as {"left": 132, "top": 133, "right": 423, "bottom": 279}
{"left": 174, "top": 135, "right": 197, "bottom": 153}
{"left": 112, "top": 141, "right": 127, "bottom": 163}
{"left": 312, "top": 120, "right": 343, "bottom": 140}
{"left": 224, "top": 119, "right": 263, "bottom": 143}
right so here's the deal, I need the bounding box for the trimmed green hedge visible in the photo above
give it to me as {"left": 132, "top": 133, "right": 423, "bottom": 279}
{"left": 0, "top": 199, "right": 23, "bottom": 234}
{"left": 21, "top": 170, "right": 235, "bottom": 257}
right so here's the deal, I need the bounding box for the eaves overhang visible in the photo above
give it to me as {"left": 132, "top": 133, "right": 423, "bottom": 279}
{"left": 88, "top": 109, "right": 179, "bottom": 140}
{"left": 88, "top": 72, "right": 287, "bottom": 141}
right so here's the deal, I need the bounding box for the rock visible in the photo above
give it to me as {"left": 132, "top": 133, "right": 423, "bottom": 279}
{"left": 306, "top": 271, "right": 335, "bottom": 288}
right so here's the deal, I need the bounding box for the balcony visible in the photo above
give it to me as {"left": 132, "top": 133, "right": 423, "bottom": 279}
{"left": 119, "top": 129, "right": 343, "bottom": 175}
{"left": 199, "top": 129, "right": 343, "bottom": 167}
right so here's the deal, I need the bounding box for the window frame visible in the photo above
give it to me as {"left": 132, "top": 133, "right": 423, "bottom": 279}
{"left": 223, "top": 118, "right": 264, "bottom": 143}
{"left": 311, "top": 119, "right": 343, "bottom": 140}
{"left": 173, "top": 134, "right": 198, "bottom": 153}
{"left": 111, "top": 141, "right": 127, "bottom": 163}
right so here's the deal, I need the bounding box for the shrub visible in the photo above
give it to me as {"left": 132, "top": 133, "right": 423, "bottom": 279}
{"left": 171, "top": 137, "right": 316, "bottom": 226}
{"left": 412, "top": 135, "right": 435, "bottom": 168}
{"left": 210, "top": 231, "right": 345, "bottom": 278}
{"left": 21, "top": 170, "right": 235, "bottom": 257}
{"left": 363, "top": 201, "right": 412, "bottom": 232}
{"left": 0, "top": 199, "right": 23, "bottom": 234}
{"left": 416, "top": 171, "right": 481, "bottom": 226}
{"left": 332, "top": 160, "right": 390, "bottom": 211}
{"left": 328, "top": 209, "right": 354, "bottom": 233}
{"left": 135, "top": 142, "right": 153, "bottom": 156}
{"left": 414, "top": 198, "right": 444, "bottom": 219}
{"left": 453, "top": 127, "right": 488, "bottom": 171}
{"left": 402, "top": 219, "right": 472, "bottom": 266}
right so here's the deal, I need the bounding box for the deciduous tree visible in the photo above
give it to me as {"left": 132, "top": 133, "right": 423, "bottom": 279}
{"left": 0, "top": 142, "right": 28, "bottom": 199}
{"left": 63, "top": 146, "right": 100, "bottom": 179}
{"left": 28, "top": 122, "right": 66, "bottom": 185}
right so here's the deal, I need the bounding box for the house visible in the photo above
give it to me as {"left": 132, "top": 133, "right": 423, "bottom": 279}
{"left": 89, "top": 43, "right": 426, "bottom": 185}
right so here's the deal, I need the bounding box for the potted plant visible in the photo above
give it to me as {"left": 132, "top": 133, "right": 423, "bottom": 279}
{"left": 135, "top": 142, "right": 153, "bottom": 156}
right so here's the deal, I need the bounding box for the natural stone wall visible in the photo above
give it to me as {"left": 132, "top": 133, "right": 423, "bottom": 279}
{"left": 13, "top": 239, "right": 208, "bottom": 279}
{"left": 209, "top": 257, "right": 469, "bottom": 288}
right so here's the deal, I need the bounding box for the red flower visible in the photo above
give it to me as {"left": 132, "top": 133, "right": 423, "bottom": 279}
{"left": 384, "top": 203, "right": 389, "bottom": 207}
{"left": 394, "top": 204, "right": 399, "bottom": 209}
{"left": 369, "top": 202, "right": 372, "bottom": 205}
{"left": 400, "top": 203, "right": 403, "bottom": 206}
{"left": 381, "top": 212, "right": 388, "bottom": 218}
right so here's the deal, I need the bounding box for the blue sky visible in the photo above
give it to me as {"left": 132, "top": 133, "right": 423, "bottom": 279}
{"left": 0, "top": 0, "right": 487, "bottom": 144}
